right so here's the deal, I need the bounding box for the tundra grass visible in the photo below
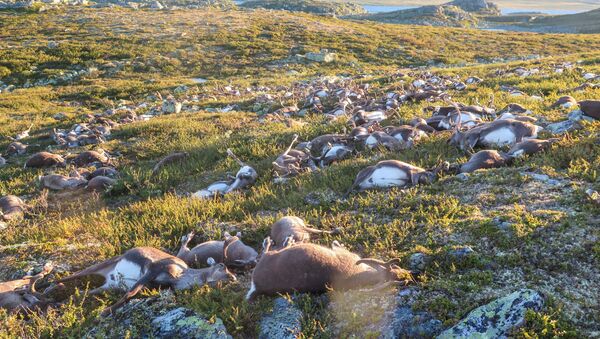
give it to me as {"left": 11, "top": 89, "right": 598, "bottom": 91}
{"left": 1, "top": 6, "right": 600, "bottom": 338}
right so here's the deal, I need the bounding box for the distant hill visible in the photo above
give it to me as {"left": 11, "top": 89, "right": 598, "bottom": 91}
{"left": 240, "top": 0, "right": 366, "bottom": 16}
{"left": 349, "top": 4, "right": 479, "bottom": 27}
{"left": 483, "top": 7, "right": 600, "bottom": 33}
{"left": 346, "top": 0, "right": 502, "bottom": 28}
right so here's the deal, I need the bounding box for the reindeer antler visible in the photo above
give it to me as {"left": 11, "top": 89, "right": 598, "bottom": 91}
{"left": 227, "top": 149, "right": 245, "bottom": 167}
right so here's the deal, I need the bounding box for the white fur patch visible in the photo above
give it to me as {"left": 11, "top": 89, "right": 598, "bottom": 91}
{"left": 511, "top": 149, "right": 525, "bottom": 157}
{"left": 104, "top": 259, "right": 143, "bottom": 289}
{"left": 245, "top": 281, "right": 256, "bottom": 300}
{"left": 482, "top": 127, "right": 516, "bottom": 146}
{"left": 360, "top": 167, "right": 408, "bottom": 190}
{"left": 365, "top": 135, "right": 378, "bottom": 149}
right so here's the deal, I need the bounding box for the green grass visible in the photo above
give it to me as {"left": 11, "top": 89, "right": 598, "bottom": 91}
{"left": 1, "top": 6, "right": 600, "bottom": 338}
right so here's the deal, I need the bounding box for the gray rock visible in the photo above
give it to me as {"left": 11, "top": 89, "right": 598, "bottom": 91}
{"left": 305, "top": 50, "right": 337, "bottom": 63}
{"left": 381, "top": 288, "right": 443, "bottom": 338}
{"left": 456, "top": 173, "right": 470, "bottom": 181}
{"left": 545, "top": 120, "right": 581, "bottom": 134}
{"left": 567, "top": 109, "right": 595, "bottom": 122}
{"left": 449, "top": 246, "right": 475, "bottom": 259}
{"left": 409, "top": 252, "right": 429, "bottom": 272}
{"left": 85, "top": 291, "right": 231, "bottom": 339}
{"left": 492, "top": 217, "right": 512, "bottom": 231}
{"left": 437, "top": 289, "right": 544, "bottom": 339}
{"left": 259, "top": 297, "right": 302, "bottom": 339}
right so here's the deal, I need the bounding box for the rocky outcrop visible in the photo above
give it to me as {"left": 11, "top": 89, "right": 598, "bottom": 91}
{"left": 85, "top": 291, "right": 231, "bottom": 338}
{"left": 446, "top": 0, "right": 500, "bottom": 15}
{"left": 380, "top": 288, "right": 443, "bottom": 338}
{"left": 438, "top": 289, "right": 544, "bottom": 339}
{"left": 351, "top": 5, "right": 479, "bottom": 28}
{"left": 240, "top": 0, "right": 366, "bottom": 16}
{"left": 259, "top": 297, "right": 303, "bottom": 339}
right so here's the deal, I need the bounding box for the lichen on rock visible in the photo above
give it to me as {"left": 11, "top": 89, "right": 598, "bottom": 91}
{"left": 437, "top": 289, "right": 544, "bottom": 339}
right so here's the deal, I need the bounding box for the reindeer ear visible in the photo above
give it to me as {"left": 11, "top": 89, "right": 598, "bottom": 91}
{"left": 236, "top": 231, "right": 242, "bottom": 238}
{"left": 207, "top": 257, "right": 216, "bottom": 266}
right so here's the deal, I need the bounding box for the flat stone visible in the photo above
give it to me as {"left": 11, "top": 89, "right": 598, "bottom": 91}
{"left": 437, "top": 289, "right": 544, "bottom": 339}
{"left": 259, "top": 297, "right": 302, "bottom": 339}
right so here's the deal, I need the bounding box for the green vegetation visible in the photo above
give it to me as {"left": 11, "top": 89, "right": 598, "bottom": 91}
{"left": 0, "top": 6, "right": 599, "bottom": 338}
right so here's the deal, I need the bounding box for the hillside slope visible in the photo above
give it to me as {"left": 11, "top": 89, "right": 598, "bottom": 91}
{"left": 0, "top": 7, "right": 599, "bottom": 338}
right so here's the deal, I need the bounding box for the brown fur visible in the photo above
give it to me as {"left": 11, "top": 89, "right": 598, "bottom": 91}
{"left": 177, "top": 232, "right": 257, "bottom": 269}
{"left": 6, "top": 142, "right": 27, "bottom": 156}
{"left": 0, "top": 263, "right": 53, "bottom": 313}
{"left": 270, "top": 216, "right": 340, "bottom": 247}
{"left": 460, "top": 150, "right": 512, "bottom": 173}
{"left": 247, "top": 243, "right": 410, "bottom": 300}
{"left": 40, "top": 174, "right": 87, "bottom": 190}
{"left": 86, "top": 176, "right": 116, "bottom": 191}
{"left": 0, "top": 195, "right": 26, "bottom": 221}
{"left": 55, "top": 247, "right": 235, "bottom": 316}
{"left": 551, "top": 96, "right": 578, "bottom": 108}
{"left": 449, "top": 119, "right": 541, "bottom": 151}
{"left": 508, "top": 138, "right": 559, "bottom": 157}
{"left": 579, "top": 100, "right": 600, "bottom": 119}
{"left": 71, "top": 151, "right": 108, "bottom": 167}
{"left": 25, "top": 152, "right": 66, "bottom": 168}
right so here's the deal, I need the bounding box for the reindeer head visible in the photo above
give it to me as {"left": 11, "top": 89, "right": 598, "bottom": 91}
{"left": 206, "top": 258, "right": 237, "bottom": 283}
{"left": 356, "top": 258, "right": 413, "bottom": 283}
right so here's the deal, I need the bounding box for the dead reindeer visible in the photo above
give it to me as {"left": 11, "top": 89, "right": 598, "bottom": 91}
{"left": 53, "top": 247, "right": 236, "bottom": 316}
{"left": 273, "top": 134, "right": 317, "bottom": 178}
{"left": 192, "top": 150, "right": 257, "bottom": 199}
{"left": 497, "top": 103, "right": 531, "bottom": 115}
{"left": 384, "top": 125, "right": 429, "bottom": 143}
{"left": 448, "top": 102, "right": 542, "bottom": 153}
{"left": 270, "top": 216, "right": 341, "bottom": 248}
{"left": 305, "top": 134, "right": 349, "bottom": 157}
{"left": 0, "top": 195, "right": 27, "bottom": 221}
{"left": 71, "top": 150, "right": 110, "bottom": 167}
{"left": 409, "top": 118, "right": 436, "bottom": 134}
{"left": 455, "top": 150, "right": 513, "bottom": 174}
{"left": 579, "top": 100, "right": 600, "bottom": 119}
{"left": 39, "top": 174, "right": 87, "bottom": 191}
{"left": 316, "top": 142, "right": 353, "bottom": 168}
{"left": 6, "top": 142, "right": 28, "bottom": 156}
{"left": 89, "top": 167, "right": 119, "bottom": 179}
{"left": 246, "top": 241, "right": 412, "bottom": 300}
{"left": 450, "top": 119, "right": 543, "bottom": 152}
{"left": 151, "top": 151, "right": 189, "bottom": 176}
{"left": 364, "top": 131, "right": 407, "bottom": 151}
{"left": 0, "top": 263, "right": 54, "bottom": 313}
{"left": 346, "top": 160, "right": 449, "bottom": 197}
{"left": 507, "top": 138, "right": 560, "bottom": 157}
{"left": 495, "top": 113, "right": 537, "bottom": 124}
{"left": 551, "top": 96, "right": 578, "bottom": 109}
{"left": 86, "top": 176, "right": 116, "bottom": 191}
{"left": 11, "top": 124, "right": 33, "bottom": 141}
{"left": 438, "top": 112, "right": 483, "bottom": 130}
{"left": 25, "top": 152, "right": 66, "bottom": 169}
{"left": 177, "top": 231, "right": 257, "bottom": 270}
{"left": 224, "top": 149, "right": 258, "bottom": 194}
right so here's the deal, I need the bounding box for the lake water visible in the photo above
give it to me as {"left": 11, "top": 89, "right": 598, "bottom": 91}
{"left": 234, "top": 1, "right": 590, "bottom": 16}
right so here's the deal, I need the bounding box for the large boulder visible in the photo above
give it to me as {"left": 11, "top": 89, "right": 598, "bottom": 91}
{"left": 446, "top": 0, "right": 500, "bottom": 15}
{"left": 259, "top": 297, "right": 303, "bottom": 339}
{"left": 437, "top": 289, "right": 544, "bottom": 339}
{"left": 85, "top": 291, "right": 231, "bottom": 338}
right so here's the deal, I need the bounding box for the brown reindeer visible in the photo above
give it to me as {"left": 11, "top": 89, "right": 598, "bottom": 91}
{"left": 246, "top": 241, "right": 411, "bottom": 300}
